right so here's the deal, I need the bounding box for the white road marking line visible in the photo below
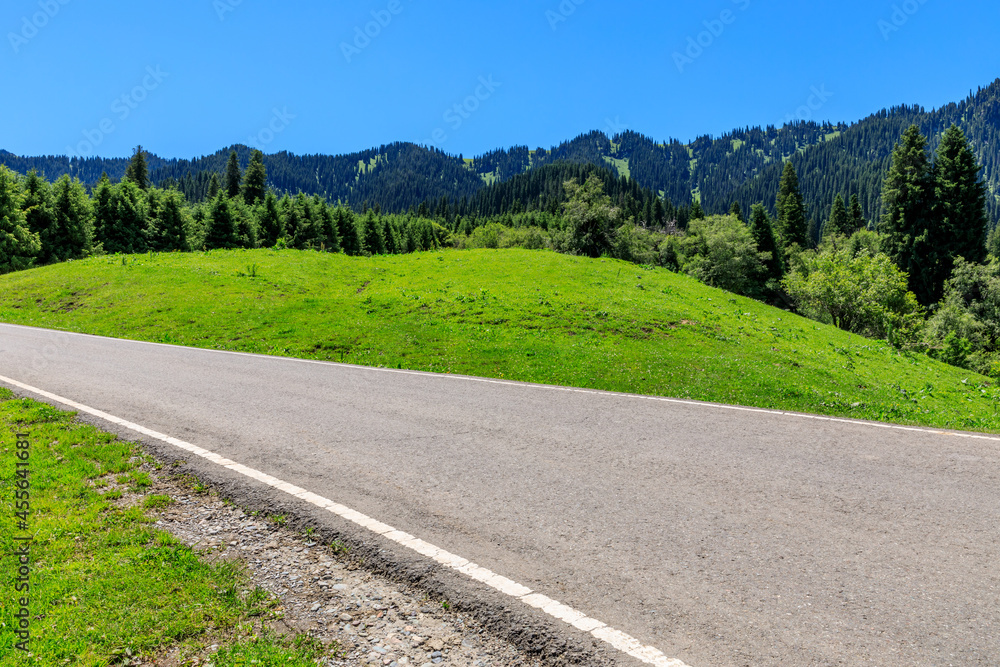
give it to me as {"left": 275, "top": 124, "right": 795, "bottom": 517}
{"left": 3, "top": 322, "right": 999, "bottom": 445}
{"left": 0, "top": 373, "right": 692, "bottom": 667}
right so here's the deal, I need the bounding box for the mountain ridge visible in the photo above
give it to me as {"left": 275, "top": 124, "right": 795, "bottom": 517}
{"left": 4, "top": 78, "right": 999, "bottom": 231}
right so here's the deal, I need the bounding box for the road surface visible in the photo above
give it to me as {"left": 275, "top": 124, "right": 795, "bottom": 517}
{"left": 2, "top": 322, "right": 999, "bottom": 665}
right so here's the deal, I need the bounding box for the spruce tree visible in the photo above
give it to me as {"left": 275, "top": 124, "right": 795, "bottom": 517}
{"left": 361, "top": 210, "right": 385, "bottom": 255}
{"left": 49, "top": 175, "right": 94, "bottom": 262}
{"left": 289, "top": 193, "right": 320, "bottom": 249}
{"left": 124, "top": 146, "right": 151, "bottom": 190}
{"left": 690, "top": 199, "right": 705, "bottom": 220}
{"left": 148, "top": 189, "right": 189, "bottom": 251}
{"left": 729, "top": 201, "right": 744, "bottom": 223}
{"left": 91, "top": 175, "right": 114, "bottom": 253}
{"left": 749, "top": 203, "right": 783, "bottom": 282}
{"left": 775, "top": 161, "right": 808, "bottom": 249}
{"left": 881, "top": 124, "right": 936, "bottom": 304}
{"left": 314, "top": 197, "right": 341, "bottom": 252}
{"left": 204, "top": 192, "right": 239, "bottom": 249}
{"left": 106, "top": 179, "right": 148, "bottom": 254}
{"left": 21, "top": 170, "right": 55, "bottom": 260}
{"left": 257, "top": 192, "right": 284, "bottom": 247}
{"left": 335, "top": 206, "right": 361, "bottom": 255}
{"left": 242, "top": 149, "right": 268, "bottom": 205}
{"left": 934, "top": 124, "right": 988, "bottom": 266}
{"left": 224, "top": 150, "right": 242, "bottom": 199}
{"left": 827, "top": 193, "right": 851, "bottom": 238}
{"left": 208, "top": 173, "right": 221, "bottom": 199}
{"left": 849, "top": 194, "right": 866, "bottom": 231}
{"left": 0, "top": 166, "right": 41, "bottom": 274}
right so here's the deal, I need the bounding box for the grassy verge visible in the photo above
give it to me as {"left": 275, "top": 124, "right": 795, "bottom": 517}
{"left": 2, "top": 248, "right": 1000, "bottom": 432}
{"left": 0, "top": 389, "right": 338, "bottom": 665}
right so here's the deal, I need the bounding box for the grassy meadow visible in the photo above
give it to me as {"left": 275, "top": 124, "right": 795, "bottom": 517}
{"left": 1, "top": 247, "right": 999, "bottom": 432}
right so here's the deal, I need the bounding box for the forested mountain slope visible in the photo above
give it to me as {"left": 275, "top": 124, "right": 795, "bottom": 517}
{"left": 4, "top": 79, "right": 999, "bottom": 227}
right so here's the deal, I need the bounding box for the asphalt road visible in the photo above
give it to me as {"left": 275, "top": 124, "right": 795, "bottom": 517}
{"left": 2, "top": 322, "right": 999, "bottom": 666}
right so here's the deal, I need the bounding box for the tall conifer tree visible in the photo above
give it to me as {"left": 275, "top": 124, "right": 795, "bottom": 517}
{"left": 934, "top": 124, "right": 988, "bottom": 265}
{"left": 827, "top": 193, "right": 851, "bottom": 238}
{"left": 849, "top": 194, "right": 866, "bottom": 231}
{"left": 124, "top": 146, "right": 151, "bottom": 190}
{"left": 242, "top": 149, "right": 268, "bottom": 205}
{"left": 749, "top": 203, "right": 783, "bottom": 282}
{"left": 0, "top": 166, "right": 41, "bottom": 273}
{"left": 775, "top": 161, "right": 808, "bottom": 249}
{"left": 225, "top": 151, "right": 242, "bottom": 199}
{"left": 881, "top": 124, "right": 936, "bottom": 304}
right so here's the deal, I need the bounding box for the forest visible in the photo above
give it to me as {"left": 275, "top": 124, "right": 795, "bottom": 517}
{"left": 4, "top": 78, "right": 999, "bottom": 235}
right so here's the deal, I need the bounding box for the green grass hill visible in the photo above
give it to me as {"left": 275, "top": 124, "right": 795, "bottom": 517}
{"left": 2, "top": 248, "right": 999, "bottom": 432}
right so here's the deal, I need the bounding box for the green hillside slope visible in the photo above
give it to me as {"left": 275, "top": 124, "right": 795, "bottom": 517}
{"left": 2, "top": 248, "right": 999, "bottom": 432}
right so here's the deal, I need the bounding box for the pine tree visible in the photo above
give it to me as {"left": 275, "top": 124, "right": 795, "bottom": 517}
{"left": 289, "top": 193, "right": 320, "bottom": 249}
{"left": 749, "top": 203, "right": 783, "bottom": 282}
{"left": 0, "top": 166, "right": 41, "bottom": 273}
{"left": 653, "top": 197, "right": 665, "bottom": 226}
{"left": 310, "top": 195, "right": 339, "bottom": 252}
{"left": 690, "top": 199, "right": 705, "bottom": 220}
{"left": 105, "top": 179, "right": 148, "bottom": 254}
{"left": 20, "top": 170, "right": 56, "bottom": 260}
{"left": 335, "top": 207, "right": 361, "bottom": 255}
{"left": 934, "top": 124, "right": 988, "bottom": 266}
{"left": 208, "top": 173, "right": 221, "bottom": 199}
{"left": 49, "top": 175, "right": 94, "bottom": 262}
{"left": 849, "top": 194, "right": 866, "bottom": 231}
{"left": 881, "top": 124, "right": 936, "bottom": 305}
{"left": 775, "top": 161, "right": 808, "bottom": 249}
{"left": 91, "top": 175, "right": 114, "bottom": 253}
{"left": 361, "top": 210, "right": 385, "bottom": 255}
{"left": 204, "top": 192, "right": 239, "bottom": 249}
{"left": 225, "top": 150, "right": 242, "bottom": 199}
{"left": 826, "top": 193, "right": 851, "bottom": 238}
{"left": 148, "top": 188, "right": 189, "bottom": 251}
{"left": 124, "top": 146, "right": 151, "bottom": 190}
{"left": 729, "top": 201, "right": 744, "bottom": 223}
{"left": 257, "top": 192, "right": 284, "bottom": 247}
{"left": 242, "top": 149, "right": 267, "bottom": 205}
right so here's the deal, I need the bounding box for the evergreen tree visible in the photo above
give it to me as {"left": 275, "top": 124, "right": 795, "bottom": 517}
{"left": 361, "top": 210, "right": 385, "bottom": 255}
{"left": 827, "top": 193, "right": 851, "bottom": 238}
{"left": 881, "top": 124, "right": 937, "bottom": 305}
{"left": 242, "top": 149, "right": 268, "bottom": 205}
{"left": 749, "top": 203, "right": 783, "bottom": 282}
{"left": 849, "top": 194, "right": 866, "bottom": 231}
{"left": 124, "top": 146, "right": 150, "bottom": 190}
{"left": 105, "top": 179, "right": 148, "bottom": 254}
{"left": 92, "top": 174, "right": 114, "bottom": 253}
{"left": 148, "top": 188, "right": 189, "bottom": 251}
{"left": 289, "top": 193, "right": 320, "bottom": 249}
{"left": 335, "top": 207, "right": 361, "bottom": 255}
{"left": 208, "top": 173, "right": 221, "bottom": 199}
{"left": 314, "top": 197, "right": 341, "bottom": 252}
{"left": 257, "top": 192, "right": 284, "bottom": 247}
{"left": 224, "top": 150, "right": 242, "bottom": 199}
{"left": 775, "top": 161, "right": 808, "bottom": 249}
{"left": 690, "top": 199, "right": 705, "bottom": 220}
{"left": 729, "top": 201, "right": 744, "bottom": 223}
{"left": 204, "top": 192, "right": 239, "bottom": 249}
{"left": 934, "top": 124, "right": 988, "bottom": 266}
{"left": 20, "top": 170, "right": 55, "bottom": 259}
{"left": 0, "top": 166, "right": 41, "bottom": 273}
{"left": 49, "top": 175, "right": 94, "bottom": 262}
{"left": 232, "top": 198, "right": 257, "bottom": 249}
{"left": 653, "top": 197, "right": 665, "bottom": 226}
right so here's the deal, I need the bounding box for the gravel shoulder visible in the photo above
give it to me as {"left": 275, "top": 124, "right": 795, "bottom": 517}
{"left": 121, "top": 458, "right": 549, "bottom": 667}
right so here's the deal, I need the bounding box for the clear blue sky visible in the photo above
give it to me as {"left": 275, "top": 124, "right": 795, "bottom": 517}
{"left": 3, "top": 0, "right": 998, "bottom": 160}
